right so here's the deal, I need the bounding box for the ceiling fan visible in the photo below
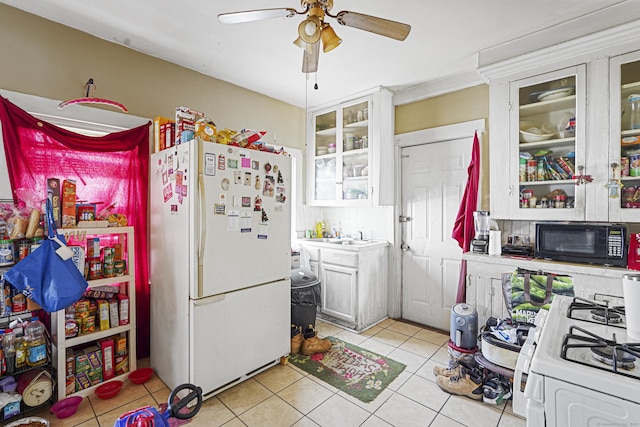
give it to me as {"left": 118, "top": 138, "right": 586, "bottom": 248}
{"left": 218, "top": 0, "right": 411, "bottom": 73}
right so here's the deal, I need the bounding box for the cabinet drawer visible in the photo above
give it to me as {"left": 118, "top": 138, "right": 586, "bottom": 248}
{"left": 322, "top": 249, "right": 358, "bottom": 267}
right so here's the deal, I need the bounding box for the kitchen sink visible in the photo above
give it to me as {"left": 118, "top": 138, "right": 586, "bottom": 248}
{"left": 302, "top": 238, "right": 370, "bottom": 245}
{"left": 338, "top": 240, "right": 370, "bottom": 245}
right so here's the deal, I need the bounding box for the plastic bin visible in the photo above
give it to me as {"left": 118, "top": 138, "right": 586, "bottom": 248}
{"left": 291, "top": 267, "right": 321, "bottom": 329}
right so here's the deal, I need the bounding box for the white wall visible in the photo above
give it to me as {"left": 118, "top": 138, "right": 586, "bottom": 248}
{"left": 321, "top": 206, "right": 394, "bottom": 242}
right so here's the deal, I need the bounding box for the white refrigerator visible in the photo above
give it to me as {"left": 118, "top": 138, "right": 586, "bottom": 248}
{"left": 149, "top": 139, "right": 291, "bottom": 399}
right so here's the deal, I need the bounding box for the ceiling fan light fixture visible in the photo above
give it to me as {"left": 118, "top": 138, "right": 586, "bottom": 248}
{"left": 298, "top": 15, "right": 322, "bottom": 43}
{"left": 293, "top": 36, "right": 314, "bottom": 54}
{"left": 321, "top": 23, "right": 342, "bottom": 53}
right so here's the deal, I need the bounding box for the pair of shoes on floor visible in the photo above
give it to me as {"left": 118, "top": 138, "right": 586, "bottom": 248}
{"left": 291, "top": 324, "right": 305, "bottom": 354}
{"left": 299, "top": 324, "right": 332, "bottom": 356}
{"left": 435, "top": 360, "right": 484, "bottom": 401}
{"left": 432, "top": 358, "right": 474, "bottom": 377}
{"left": 483, "top": 375, "right": 512, "bottom": 405}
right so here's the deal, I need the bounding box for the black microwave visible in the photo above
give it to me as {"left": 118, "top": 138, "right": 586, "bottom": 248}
{"left": 535, "top": 222, "right": 627, "bottom": 267}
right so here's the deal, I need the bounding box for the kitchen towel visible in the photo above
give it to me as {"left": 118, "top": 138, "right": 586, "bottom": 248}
{"left": 452, "top": 131, "right": 480, "bottom": 303}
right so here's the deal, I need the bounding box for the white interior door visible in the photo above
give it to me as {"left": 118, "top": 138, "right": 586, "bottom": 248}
{"left": 400, "top": 137, "right": 472, "bottom": 330}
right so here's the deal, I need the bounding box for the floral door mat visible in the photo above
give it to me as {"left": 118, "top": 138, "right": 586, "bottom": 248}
{"left": 289, "top": 337, "right": 406, "bottom": 403}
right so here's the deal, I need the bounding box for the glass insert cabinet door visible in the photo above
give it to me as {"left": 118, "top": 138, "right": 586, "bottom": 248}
{"left": 617, "top": 55, "right": 640, "bottom": 212}
{"left": 313, "top": 109, "right": 337, "bottom": 201}
{"left": 311, "top": 99, "right": 371, "bottom": 204}
{"left": 341, "top": 100, "right": 369, "bottom": 201}
{"left": 510, "top": 65, "right": 586, "bottom": 220}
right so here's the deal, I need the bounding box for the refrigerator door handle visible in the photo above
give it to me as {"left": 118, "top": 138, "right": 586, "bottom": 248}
{"left": 198, "top": 172, "right": 206, "bottom": 265}
{"left": 193, "top": 294, "right": 225, "bottom": 306}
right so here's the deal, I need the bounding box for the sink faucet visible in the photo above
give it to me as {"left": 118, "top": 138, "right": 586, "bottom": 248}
{"left": 356, "top": 231, "right": 364, "bottom": 240}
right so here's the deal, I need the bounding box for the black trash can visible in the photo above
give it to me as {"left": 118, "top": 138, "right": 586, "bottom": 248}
{"left": 291, "top": 267, "right": 321, "bottom": 329}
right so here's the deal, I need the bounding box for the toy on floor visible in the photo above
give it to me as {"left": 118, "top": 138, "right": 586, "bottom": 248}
{"left": 114, "top": 383, "right": 203, "bottom": 427}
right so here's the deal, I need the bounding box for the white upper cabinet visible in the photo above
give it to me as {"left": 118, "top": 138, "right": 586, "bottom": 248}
{"left": 609, "top": 50, "right": 640, "bottom": 222}
{"left": 482, "top": 22, "right": 640, "bottom": 222}
{"left": 490, "top": 65, "right": 587, "bottom": 221}
{"left": 306, "top": 88, "right": 394, "bottom": 207}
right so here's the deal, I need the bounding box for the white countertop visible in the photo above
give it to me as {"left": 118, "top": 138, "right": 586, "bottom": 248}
{"left": 462, "top": 252, "right": 632, "bottom": 279}
{"left": 296, "top": 238, "right": 389, "bottom": 251}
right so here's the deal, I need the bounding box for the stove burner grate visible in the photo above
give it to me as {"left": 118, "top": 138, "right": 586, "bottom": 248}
{"left": 567, "top": 296, "right": 626, "bottom": 328}
{"left": 590, "top": 308, "right": 623, "bottom": 324}
{"left": 591, "top": 346, "right": 636, "bottom": 370}
{"left": 561, "top": 325, "right": 640, "bottom": 378}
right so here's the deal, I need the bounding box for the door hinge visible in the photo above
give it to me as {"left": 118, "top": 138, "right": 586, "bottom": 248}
{"left": 399, "top": 215, "right": 411, "bottom": 223}
{"left": 507, "top": 101, "right": 513, "bottom": 111}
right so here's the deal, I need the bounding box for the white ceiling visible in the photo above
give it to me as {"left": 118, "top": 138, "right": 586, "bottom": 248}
{"left": 3, "top": 0, "right": 639, "bottom": 108}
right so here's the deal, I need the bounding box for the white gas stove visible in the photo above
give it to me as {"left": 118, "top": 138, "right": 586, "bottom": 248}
{"left": 521, "top": 294, "right": 640, "bottom": 426}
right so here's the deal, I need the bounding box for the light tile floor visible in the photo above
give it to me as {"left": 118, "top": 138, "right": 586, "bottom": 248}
{"left": 28, "top": 318, "right": 526, "bottom": 427}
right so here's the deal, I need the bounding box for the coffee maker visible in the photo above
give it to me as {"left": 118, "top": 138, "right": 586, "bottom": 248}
{"left": 471, "top": 211, "right": 491, "bottom": 253}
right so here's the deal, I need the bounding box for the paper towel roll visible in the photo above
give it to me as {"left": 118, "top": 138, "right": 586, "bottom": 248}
{"left": 489, "top": 230, "right": 502, "bottom": 255}
{"left": 623, "top": 273, "right": 640, "bottom": 341}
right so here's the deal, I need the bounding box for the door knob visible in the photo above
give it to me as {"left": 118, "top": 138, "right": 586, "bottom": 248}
{"left": 401, "top": 242, "right": 410, "bottom": 251}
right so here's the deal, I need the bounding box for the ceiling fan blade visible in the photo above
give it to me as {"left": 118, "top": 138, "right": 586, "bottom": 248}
{"left": 335, "top": 11, "right": 411, "bottom": 41}
{"left": 302, "top": 42, "right": 320, "bottom": 73}
{"left": 218, "top": 8, "right": 297, "bottom": 25}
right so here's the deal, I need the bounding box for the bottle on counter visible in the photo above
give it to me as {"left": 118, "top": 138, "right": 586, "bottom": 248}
{"left": 15, "top": 334, "right": 26, "bottom": 369}
{"left": 3, "top": 328, "right": 15, "bottom": 374}
{"left": 26, "top": 317, "right": 47, "bottom": 367}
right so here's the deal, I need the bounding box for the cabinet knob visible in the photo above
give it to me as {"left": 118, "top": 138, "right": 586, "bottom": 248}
{"left": 401, "top": 242, "right": 410, "bottom": 251}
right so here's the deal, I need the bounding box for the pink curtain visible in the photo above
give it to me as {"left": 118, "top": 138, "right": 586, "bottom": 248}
{"left": 0, "top": 96, "right": 152, "bottom": 358}
{"left": 452, "top": 131, "right": 480, "bottom": 304}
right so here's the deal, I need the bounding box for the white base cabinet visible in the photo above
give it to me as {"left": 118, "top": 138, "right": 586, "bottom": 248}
{"left": 321, "top": 263, "right": 358, "bottom": 325}
{"left": 464, "top": 252, "right": 628, "bottom": 329}
{"left": 53, "top": 226, "right": 137, "bottom": 400}
{"left": 298, "top": 240, "right": 388, "bottom": 332}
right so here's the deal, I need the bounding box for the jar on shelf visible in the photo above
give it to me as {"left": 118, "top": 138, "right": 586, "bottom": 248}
{"left": 519, "top": 158, "right": 527, "bottom": 182}
{"left": 628, "top": 94, "right": 640, "bottom": 130}
{"left": 526, "top": 160, "right": 537, "bottom": 182}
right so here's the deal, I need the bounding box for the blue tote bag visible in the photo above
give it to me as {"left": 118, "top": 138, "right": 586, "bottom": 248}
{"left": 5, "top": 199, "right": 88, "bottom": 312}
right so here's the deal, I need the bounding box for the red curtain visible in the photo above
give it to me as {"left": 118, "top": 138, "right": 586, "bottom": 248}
{"left": 0, "top": 96, "right": 152, "bottom": 358}
{"left": 452, "top": 131, "right": 480, "bottom": 304}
